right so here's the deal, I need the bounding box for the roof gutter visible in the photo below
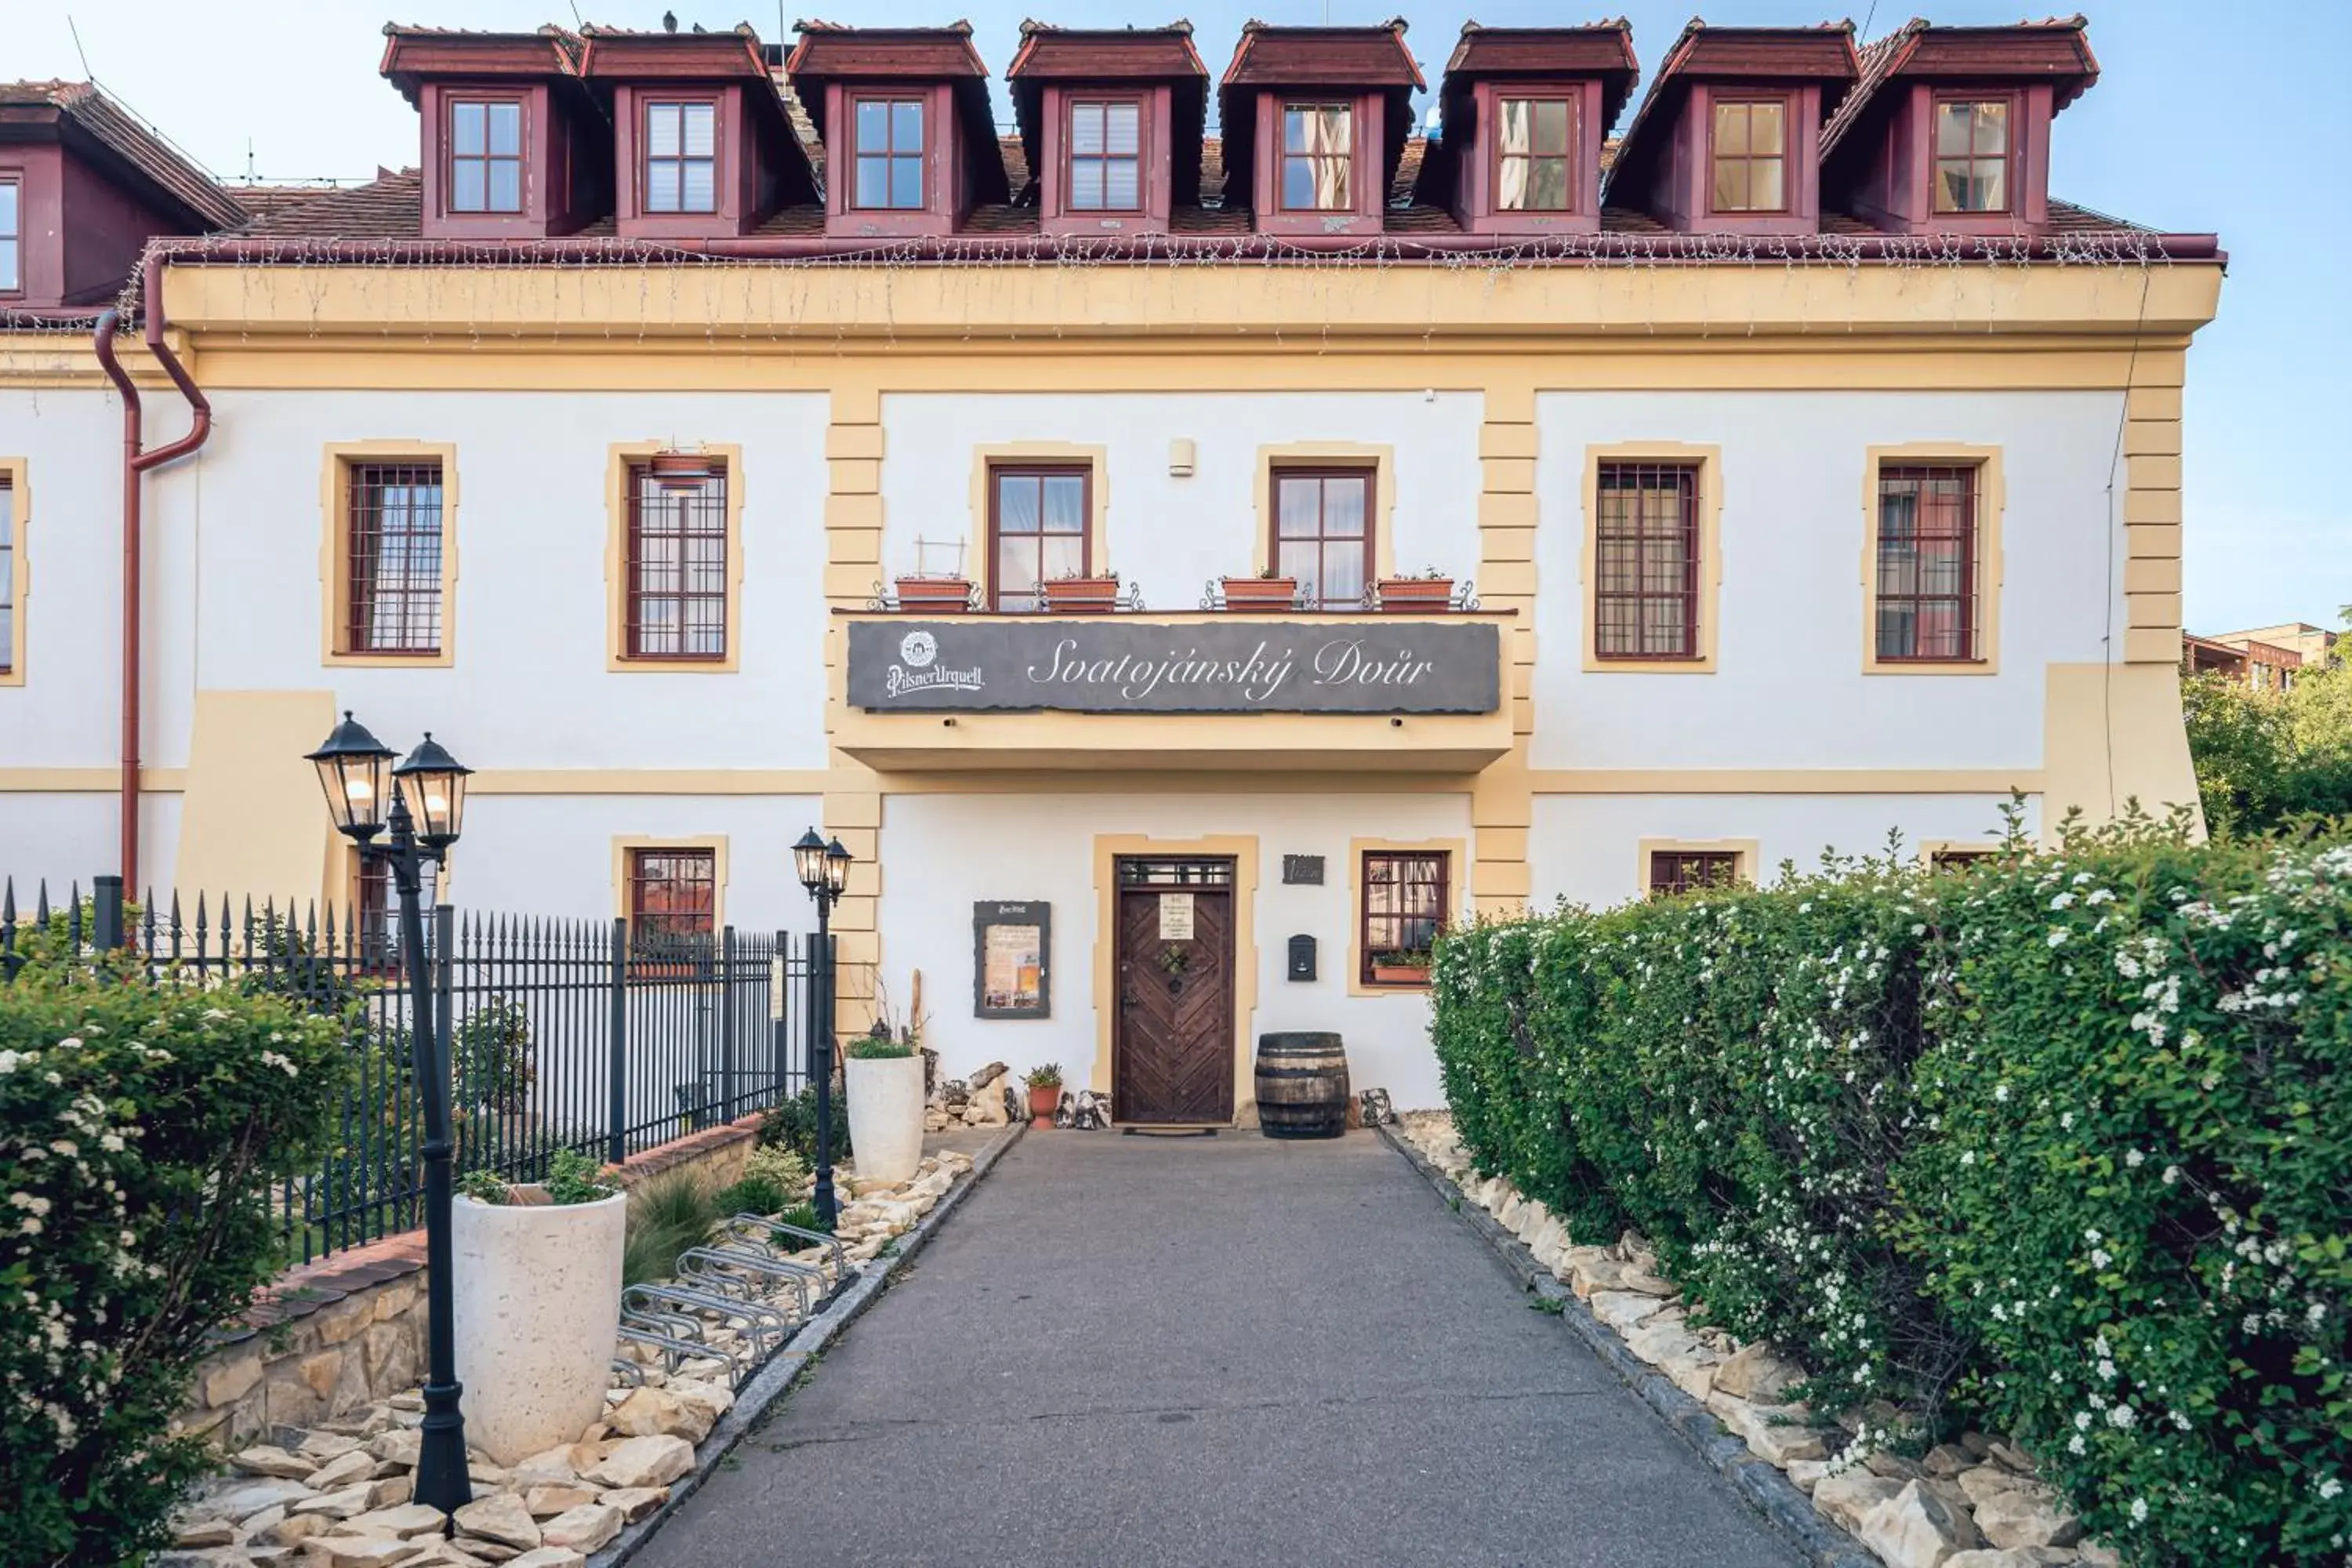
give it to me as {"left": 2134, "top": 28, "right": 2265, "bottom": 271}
{"left": 90, "top": 254, "right": 213, "bottom": 898}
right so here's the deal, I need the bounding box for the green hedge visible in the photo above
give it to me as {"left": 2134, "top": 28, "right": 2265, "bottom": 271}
{"left": 0, "top": 967, "right": 347, "bottom": 1568}
{"left": 1432, "top": 819, "right": 2352, "bottom": 1567}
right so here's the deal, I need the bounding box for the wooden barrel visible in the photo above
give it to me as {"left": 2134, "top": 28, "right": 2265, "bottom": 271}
{"left": 1254, "top": 1033, "right": 1351, "bottom": 1139}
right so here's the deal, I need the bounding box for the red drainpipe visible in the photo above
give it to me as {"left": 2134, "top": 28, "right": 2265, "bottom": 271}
{"left": 92, "top": 255, "right": 212, "bottom": 895}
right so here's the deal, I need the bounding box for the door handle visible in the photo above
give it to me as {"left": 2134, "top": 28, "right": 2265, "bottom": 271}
{"left": 1120, "top": 991, "right": 1139, "bottom": 1008}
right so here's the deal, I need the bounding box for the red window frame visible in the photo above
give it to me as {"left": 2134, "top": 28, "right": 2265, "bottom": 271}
{"left": 1594, "top": 462, "right": 1701, "bottom": 660}
{"left": 1709, "top": 96, "right": 1790, "bottom": 214}
{"left": 624, "top": 462, "right": 729, "bottom": 661}
{"left": 445, "top": 96, "right": 526, "bottom": 215}
{"left": 988, "top": 464, "right": 1091, "bottom": 612}
{"left": 1065, "top": 96, "right": 1145, "bottom": 213}
{"left": 1361, "top": 851, "right": 1448, "bottom": 985}
{"left": 1279, "top": 101, "right": 1355, "bottom": 212}
{"left": 1650, "top": 850, "right": 1741, "bottom": 896}
{"left": 849, "top": 94, "right": 927, "bottom": 211}
{"left": 344, "top": 462, "right": 446, "bottom": 656}
{"left": 1271, "top": 468, "right": 1374, "bottom": 611}
{"left": 628, "top": 848, "right": 717, "bottom": 957}
{"left": 1931, "top": 95, "right": 2014, "bottom": 215}
{"left": 1494, "top": 94, "right": 1577, "bottom": 213}
{"left": 643, "top": 97, "right": 720, "bottom": 215}
{"left": 0, "top": 176, "right": 20, "bottom": 296}
{"left": 1875, "top": 464, "right": 1981, "bottom": 662}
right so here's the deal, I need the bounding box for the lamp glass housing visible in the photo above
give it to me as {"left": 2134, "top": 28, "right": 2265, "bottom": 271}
{"left": 823, "top": 837, "right": 852, "bottom": 896}
{"left": 306, "top": 711, "right": 396, "bottom": 842}
{"left": 394, "top": 732, "right": 471, "bottom": 849}
{"left": 793, "top": 829, "right": 829, "bottom": 895}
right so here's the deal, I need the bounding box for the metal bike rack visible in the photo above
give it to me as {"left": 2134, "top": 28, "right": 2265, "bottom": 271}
{"left": 624, "top": 1280, "right": 796, "bottom": 1360}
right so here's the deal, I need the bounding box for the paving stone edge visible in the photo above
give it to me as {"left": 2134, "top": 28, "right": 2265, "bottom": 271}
{"left": 594, "top": 1122, "right": 1029, "bottom": 1566}
{"left": 1375, "top": 1122, "right": 1880, "bottom": 1568}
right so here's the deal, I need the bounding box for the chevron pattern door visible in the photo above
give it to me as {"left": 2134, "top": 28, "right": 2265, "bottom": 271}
{"left": 1112, "top": 861, "right": 1236, "bottom": 1125}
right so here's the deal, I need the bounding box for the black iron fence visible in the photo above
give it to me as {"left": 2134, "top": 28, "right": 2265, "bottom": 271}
{"left": 1, "top": 874, "right": 831, "bottom": 1264}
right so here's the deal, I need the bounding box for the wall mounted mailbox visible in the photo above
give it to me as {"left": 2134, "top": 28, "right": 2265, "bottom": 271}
{"left": 1287, "top": 934, "right": 1316, "bottom": 982}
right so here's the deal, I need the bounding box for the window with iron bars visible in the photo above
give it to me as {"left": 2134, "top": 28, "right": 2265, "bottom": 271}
{"left": 626, "top": 463, "right": 729, "bottom": 659}
{"left": 346, "top": 462, "right": 446, "bottom": 655}
{"left": 1875, "top": 464, "right": 1980, "bottom": 662}
{"left": 1361, "top": 851, "right": 1447, "bottom": 983}
{"left": 629, "top": 848, "right": 716, "bottom": 960}
{"left": 1650, "top": 849, "right": 1741, "bottom": 896}
{"left": 1595, "top": 462, "right": 1700, "bottom": 659}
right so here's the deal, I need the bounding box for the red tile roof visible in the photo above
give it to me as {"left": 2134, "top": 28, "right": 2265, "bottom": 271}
{"left": 1439, "top": 21, "right": 1640, "bottom": 132}
{"left": 1004, "top": 20, "right": 1207, "bottom": 82}
{"left": 1221, "top": 19, "right": 1425, "bottom": 89}
{"left": 0, "top": 81, "right": 246, "bottom": 230}
{"left": 1602, "top": 20, "right": 1860, "bottom": 206}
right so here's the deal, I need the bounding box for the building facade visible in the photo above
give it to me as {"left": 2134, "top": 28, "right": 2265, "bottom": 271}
{"left": 0, "top": 16, "right": 2221, "bottom": 1115}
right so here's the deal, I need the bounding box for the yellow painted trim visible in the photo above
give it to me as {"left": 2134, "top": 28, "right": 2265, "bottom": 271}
{"left": 174, "top": 690, "right": 339, "bottom": 907}
{"left": 878, "top": 770, "right": 1476, "bottom": 797}
{"left": 610, "top": 833, "right": 731, "bottom": 934}
{"left": 1088, "top": 833, "right": 1260, "bottom": 1121}
{"left": 1346, "top": 837, "right": 1468, "bottom": 997}
{"left": 1860, "top": 443, "right": 2005, "bottom": 675}
{"left": 605, "top": 441, "right": 746, "bottom": 673}
{"left": 2039, "top": 661, "right": 2201, "bottom": 840}
{"left": 1579, "top": 441, "right": 1724, "bottom": 673}
{"left": 1524, "top": 768, "right": 2042, "bottom": 794}
{"left": 0, "top": 457, "right": 25, "bottom": 685}
{"left": 1635, "top": 836, "right": 1762, "bottom": 891}
{"left": 319, "top": 442, "right": 459, "bottom": 669}
{"left": 1252, "top": 443, "right": 1398, "bottom": 583}
{"left": 966, "top": 442, "right": 1110, "bottom": 607}
{"left": 471, "top": 768, "right": 829, "bottom": 796}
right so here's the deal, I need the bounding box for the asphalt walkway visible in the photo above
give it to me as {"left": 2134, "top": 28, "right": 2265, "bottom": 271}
{"left": 630, "top": 1128, "right": 1799, "bottom": 1568}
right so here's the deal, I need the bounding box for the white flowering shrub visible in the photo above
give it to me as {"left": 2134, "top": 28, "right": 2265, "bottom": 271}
{"left": 1432, "top": 820, "right": 2352, "bottom": 1566}
{"left": 0, "top": 966, "right": 346, "bottom": 1567}
{"left": 1902, "top": 827, "right": 2352, "bottom": 1564}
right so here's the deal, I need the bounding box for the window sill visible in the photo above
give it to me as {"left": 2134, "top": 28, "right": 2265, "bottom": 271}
{"left": 326, "top": 650, "right": 455, "bottom": 670}
{"left": 608, "top": 655, "right": 739, "bottom": 674}
{"left": 1862, "top": 658, "right": 1997, "bottom": 677}
{"left": 1586, "top": 655, "right": 1715, "bottom": 674}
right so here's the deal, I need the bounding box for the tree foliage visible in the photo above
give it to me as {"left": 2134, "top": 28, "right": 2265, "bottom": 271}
{"left": 2183, "top": 619, "right": 2352, "bottom": 835}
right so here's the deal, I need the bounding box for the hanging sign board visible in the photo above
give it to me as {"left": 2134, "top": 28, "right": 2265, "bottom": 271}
{"left": 1158, "top": 892, "right": 1195, "bottom": 940}
{"left": 848, "top": 619, "right": 1500, "bottom": 714}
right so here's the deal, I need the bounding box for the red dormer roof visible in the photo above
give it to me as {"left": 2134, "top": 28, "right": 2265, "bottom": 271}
{"left": 1439, "top": 20, "right": 1640, "bottom": 132}
{"left": 785, "top": 20, "right": 1009, "bottom": 205}
{"left": 0, "top": 81, "right": 247, "bottom": 231}
{"left": 1602, "top": 18, "right": 1859, "bottom": 204}
{"left": 1005, "top": 22, "right": 1210, "bottom": 205}
{"left": 379, "top": 25, "right": 584, "bottom": 104}
{"left": 1218, "top": 20, "right": 1424, "bottom": 209}
{"left": 1820, "top": 15, "right": 2098, "bottom": 164}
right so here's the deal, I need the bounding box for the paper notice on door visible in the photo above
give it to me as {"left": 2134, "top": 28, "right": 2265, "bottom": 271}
{"left": 1158, "top": 891, "right": 1195, "bottom": 940}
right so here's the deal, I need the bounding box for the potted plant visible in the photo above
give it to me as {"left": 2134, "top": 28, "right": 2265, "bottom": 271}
{"left": 895, "top": 573, "right": 973, "bottom": 612}
{"left": 844, "top": 980, "right": 929, "bottom": 1185}
{"left": 1221, "top": 568, "right": 1298, "bottom": 612}
{"left": 451, "top": 1148, "right": 626, "bottom": 1464}
{"left": 1044, "top": 568, "right": 1121, "bottom": 614}
{"left": 1023, "top": 1063, "right": 1063, "bottom": 1128}
{"left": 1367, "top": 948, "right": 1434, "bottom": 985}
{"left": 1376, "top": 568, "right": 1454, "bottom": 612}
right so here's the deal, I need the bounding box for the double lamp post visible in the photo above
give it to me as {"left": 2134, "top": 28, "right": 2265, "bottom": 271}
{"left": 303, "top": 712, "right": 856, "bottom": 1514}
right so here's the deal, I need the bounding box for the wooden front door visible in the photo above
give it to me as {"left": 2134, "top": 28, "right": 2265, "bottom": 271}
{"left": 1113, "top": 858, "right": 1237, "bottom": 1125}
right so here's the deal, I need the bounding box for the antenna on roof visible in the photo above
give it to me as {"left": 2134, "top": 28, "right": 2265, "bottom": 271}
{"left": 565, "top": 0, "right": 583, "bottom": 24}
{"left": 67, "top": 15, "right": 96, "bottom": 80}
{"left": 245, "top": 138, "right": 257, "bottom": 181}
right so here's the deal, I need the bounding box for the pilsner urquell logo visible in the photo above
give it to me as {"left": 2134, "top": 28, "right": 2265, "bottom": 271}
{"left": 884, "top": 629, "right": 985, "bottom": 698}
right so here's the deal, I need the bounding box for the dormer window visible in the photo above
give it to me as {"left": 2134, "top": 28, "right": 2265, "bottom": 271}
{"left": 644, "top": 100, "right": 718, "bottom": 213}
{"left": 1281, "top": 103, "right": 1353, "bottom": 211}
{"left": 1068, "top": 99, "right": 1143, "bottom": 211}
{"left": 1496, "top": 97, "right": 1574, "bottom": 211}
{"left": 1711, "top": 98, "right": 1788, "bottom": 213}
{"left": 448, "top": 98, "right": 524, "bottom": 213}
{"left": 853, "top": 96, "right": 927, "bottom": 209}
{"left": 1933, "top": 99, "right": 2010, "bottom": 213}
{"left": 0, "top": 180, "right": 19, "bottom": 294}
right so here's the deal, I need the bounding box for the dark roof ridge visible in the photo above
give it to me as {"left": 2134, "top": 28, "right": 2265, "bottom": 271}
{"left": 1018, "top": 18, "right": 1196, "bottom": 37}
{"left": 793, "top": 18, "right": 975, "bottom": 36}
{"left": 0, "top": 79, "right": 247, "bottom": 231}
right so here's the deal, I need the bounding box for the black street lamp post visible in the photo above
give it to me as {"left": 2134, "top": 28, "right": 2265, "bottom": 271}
{"left": 307, "top": 713, "right": 474, "bottom": 1515}
{"left": 793, "top": 828, "right": 852, "bottom": 1231}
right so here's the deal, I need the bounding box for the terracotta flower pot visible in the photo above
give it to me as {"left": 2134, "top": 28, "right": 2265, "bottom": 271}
{"left": 1221, "top": 576, "right": 1298, "bottom": 612}
{"left": 1028, "top": 1083, "right": 1061, "bottom": 1127}
{"left": 1377, "top": 577, "right": 1454, "bottom": 612}
{"left": 1370, "top": 963, "right": 1432, "bottom": 986}
{"left": 1044, "top": 577, "right": 1120, "bottom": 613}
{"left": 896, "top": 575, "right": 972, "bottom": 612}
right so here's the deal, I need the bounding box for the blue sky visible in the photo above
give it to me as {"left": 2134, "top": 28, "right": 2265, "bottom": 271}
{"left": 9, "top": 0, "right": 2343, "bottom": 633}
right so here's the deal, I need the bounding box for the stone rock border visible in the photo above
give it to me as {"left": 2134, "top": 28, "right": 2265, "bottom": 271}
{"left": 1377, "top": 1121, "right": 1878, "bottom": 1568}
{"left": 591, "top": 1121, "right": 1025, "bottom": 1566}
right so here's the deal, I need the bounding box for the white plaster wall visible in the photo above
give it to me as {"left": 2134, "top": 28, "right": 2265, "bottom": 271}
{"left": 0, "top": 385, "right": 135, "bottom": 765}
{"left": 154, "top": 390, "right": 830, "bottom": 771}
{"left": 0, "top": 794, "right": 117, "bottom": 895}
{"left": 879, "top": 790, "right": 1474, "bottom": 1111}
{"left": 443, "top": 793, "right": 822, "bottom": 936}
{"left": 879, "top": 391, "right": 1485, "bottom": 608}
{"left": 1530, "top": 390, "right": 2127, "bottom": 770}
{"left": 1529, "top": 791, "right": 2043, "bottom": 909}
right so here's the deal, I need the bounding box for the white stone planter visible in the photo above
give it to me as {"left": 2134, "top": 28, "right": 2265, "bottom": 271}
{"left": 452, "top": 1185, "right": 626, "bottom": 1465}
{"left": 844, "top": 1054, "right": 925, "bottom": 1186}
